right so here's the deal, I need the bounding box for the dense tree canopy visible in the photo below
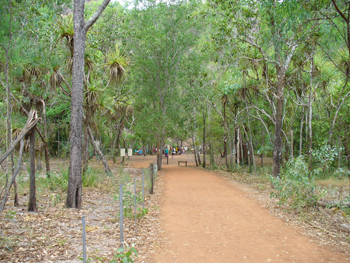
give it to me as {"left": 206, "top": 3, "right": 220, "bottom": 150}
{"left": 1, "top": 0, "right": 350, "bottom": 208}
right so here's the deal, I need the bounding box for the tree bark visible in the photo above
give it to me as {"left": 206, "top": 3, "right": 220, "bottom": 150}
{"left": 299, "top": 106, "right": 304, "bottom": 156}
{"left": 28, "top": 126, "right": 37, "bottom": 212}
{"left": 149, "top": 163, "right": 154, "bottom": 194}
{"left": 308, "top": 87, "right": 313, "bottom": 173}
{"left": 202, "top": 107, "right": 206, "bottom": 168}
{"left": 192, "top": 107, "right": 198, "bottom": 167}
{"left": 197, "top": 151, "right": 202, "bottom": 166}
{"left": 192, "top": 131, "right": 198, "bottom": 167}
{"left": 223, "top": 98, "right": 228, "bottom": 169}
{"left": 67, "top": 0, "right": 111, "bottom": 209}
{"left": 236, "top": 128, "right": 240, "bottom": 165}
{"left": 290, "top": 128, "right": 294, "bottom": 161}
{"left": 82, "top": 124, "right": 89, "bottom": 176}
{"left": 308, "top": 54, "right": 314, "bottom": 174}
{"left": 272, "top": 70, "right": 284, "bottom": 178}
{"left": 40, "top": 99, "right": 50, "bottom": 177}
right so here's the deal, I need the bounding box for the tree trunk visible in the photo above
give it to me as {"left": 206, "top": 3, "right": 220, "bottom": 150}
{"left": 227, "top": 124, "right": 233, "bottom": 170}
{"left": 67, "top": 0, "right": 111, "bottom": 209}
{"left": 236, "top": 128, "right": 240, "bottom": 165}
{"left": 246, "top": 107, "right": 256, "bottom": 172}
{"left": 299, "top": 106, "right": 304, "bottom": 156}
{"left": 192, "top": 132, "right": 198, "bottom": 167}
{"left": 223, "top": 99, "right": 228, "bottom": 169}
{"left": 272, "top": 71, "right": 284, "bottom": 178}
{"left": 112, "top": 129, "right": 118, "bottom": 163}
{"left": 339, "top": 137, "right": 342, "bottom": 168}
{"left": 82, "top": 125, "right": 89, "bottom": 176}
{"left": 308, "top": 91, "right": 313, "bottom": 173}
{"left": 149, "top": 163, "right": 154, "bottom": 194}
{"left": 202, "top": 107, "right": 206, "bottom": 168}
{"left": 67, "top": 27, "right": 85, "bottom": 209}
{"left": 193, "top": 107, "right": 198, "bottom": 167}
{"left": 247, "top": 124, "right": 256, "bottom": 172}
{"left": 308, "top": 55, "right": 314, "bottom": 174}
{"left": 13, "top": 178, "right": 18, "bottom": 207}
{"left": 290, "top": 128, "right": 294, "bottom": 161}
{"left": 28, "top": 126, "right": 37, "bottom": 212}
{"left": 40, "top": 99, "right": 50, "bottom": 177}
{"left": 240, "top": 130, "right": 244, "bottom": 165}
{"left": 197, "top": 151, "right": 202, "bottom": 166}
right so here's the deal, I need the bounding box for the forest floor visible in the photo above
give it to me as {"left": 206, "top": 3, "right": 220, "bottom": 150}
{"left": 0, "top": 154, "right": 349, "bottom": 262}
{"left": 0, "top": 155, "right": 163, "bottom": 263}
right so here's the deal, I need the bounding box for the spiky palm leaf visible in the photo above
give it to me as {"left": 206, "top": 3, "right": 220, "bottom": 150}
{"left": 57, "top": 14, "right": 74, "bottom": 57}
{"left": 50, "top": 68, "right": 63, "bottom": 90}
{"left": 333, "top": 47, "right": 350, "bottom": 76}
{"left": 106, "top": 42, "right": 129, "bottom": 83}
{"left": 84, "top": 78, "right": 104, "bottom": 115}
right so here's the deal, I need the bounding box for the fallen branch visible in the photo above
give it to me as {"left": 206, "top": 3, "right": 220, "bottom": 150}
{"left": 87, "top": 124, "right": 112, "bottom": 176}
{"left": 0, "top": 110, "right": 39, "bottom": 166}
{"left": 0, "top": 138, "right": 24, "bottom": 212}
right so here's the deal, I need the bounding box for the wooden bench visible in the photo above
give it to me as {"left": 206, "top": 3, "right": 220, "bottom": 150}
{"left": 178, "top": 161, "right": 187, "bottom": 167}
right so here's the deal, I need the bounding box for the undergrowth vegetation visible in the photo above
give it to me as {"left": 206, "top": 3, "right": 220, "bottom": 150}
{"left": 270, "top": 156, "right": 321, "bottom": 210}
{"left": 269, "top": 156, "right": 350, "bottom": 217}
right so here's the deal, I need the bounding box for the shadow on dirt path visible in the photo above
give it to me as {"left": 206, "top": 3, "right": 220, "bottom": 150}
{"left": 154, "top": 165, "right": 349, "bottom": 263}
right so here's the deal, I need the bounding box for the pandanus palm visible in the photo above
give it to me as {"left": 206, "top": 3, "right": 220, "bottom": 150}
{"left": 57, "top": 14, "right": 74, "bottom": 58}
{"left": 105, "top": 42, "right": 129, "bottom": 85}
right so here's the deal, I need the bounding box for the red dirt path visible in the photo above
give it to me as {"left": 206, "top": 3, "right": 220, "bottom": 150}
{"left": 150, "top": 155, "right": 349, "bottom": 263}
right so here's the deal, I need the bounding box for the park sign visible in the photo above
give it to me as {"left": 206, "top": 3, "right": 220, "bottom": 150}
{"left": 121, "top": 148, "right": 126, "bottom": 157}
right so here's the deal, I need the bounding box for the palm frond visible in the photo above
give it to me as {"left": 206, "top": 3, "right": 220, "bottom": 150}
{"left": 105, "top": 42, "right": 129, "bottom": 83}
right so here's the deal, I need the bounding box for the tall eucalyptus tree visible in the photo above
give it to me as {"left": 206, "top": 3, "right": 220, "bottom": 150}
{"left": 208, "top": 0, "right": 321, "bottom": 177}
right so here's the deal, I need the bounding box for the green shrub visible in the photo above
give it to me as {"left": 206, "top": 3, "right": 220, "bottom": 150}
{"left": 332, "top": 168, "right": 350, "bottom": 180}
{"left": 110, "top": 245, "right": 138, "bottom": 263}
{"left": 270, "top": 156, "right": 320, "bottom": 210}
{"left": 83, "top": 166, "right": 98, "bottom": 187}
{"left": 115, "top": 188, "right": 148, "bottom": 219}
{"left": 53, "top": 168, "right": 69, "bottom": 191}
{"left": 312, "top": 143, "right": 339, "bottom": 178}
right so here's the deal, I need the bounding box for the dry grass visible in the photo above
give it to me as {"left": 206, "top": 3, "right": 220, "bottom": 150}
{"left": 317, "top": 177, "right": 350, "bottom": 189}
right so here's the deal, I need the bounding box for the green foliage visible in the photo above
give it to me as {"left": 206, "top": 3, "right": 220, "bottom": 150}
{"left": 5, "top": 211, "right": 16, "bottom": 219}
{"left": 332, "top": 168, "right": 350, "bottom": 180}
{"left": 312, "top": 143, "right": 339, "bottom": 178}
{"left": 110, "top": 245, "right": 138, "bottom": 263}
{"left": 35, "top": 168, "right": 69, "bottom": 192}
{"left": 82, "top": 166, "right": 99, "bottom": 187}
{"left": 115, "top": 188, "right": 147, "bottom": 219}
{"left": 270, "top": 156, "right": 320, "bottom": 210}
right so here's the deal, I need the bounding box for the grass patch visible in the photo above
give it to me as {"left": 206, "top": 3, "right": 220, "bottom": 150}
{"left": 316, "top": 177, "right": 349, "bottom": 189}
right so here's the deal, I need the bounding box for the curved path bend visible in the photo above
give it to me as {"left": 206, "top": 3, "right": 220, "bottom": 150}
{"left": 153, "top": 162, "right": 348, "bottom": 263}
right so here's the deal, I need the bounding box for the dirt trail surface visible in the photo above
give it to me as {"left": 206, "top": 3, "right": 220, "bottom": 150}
{"left": 154, "top": 160, "right": 349, "bottom": 262}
